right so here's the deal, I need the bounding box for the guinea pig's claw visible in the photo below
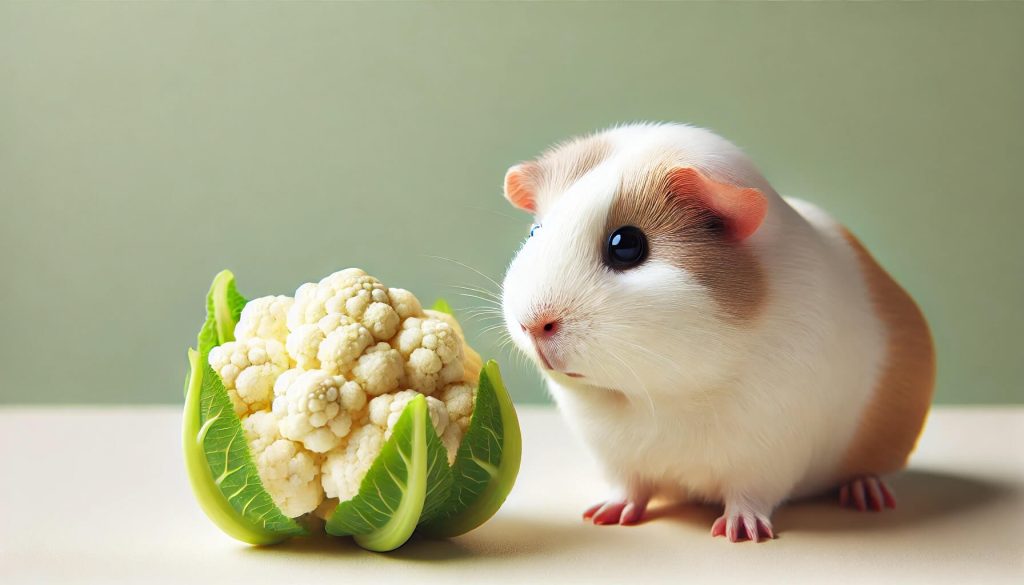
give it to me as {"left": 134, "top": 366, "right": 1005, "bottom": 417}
{"left": 711, "top": 511, "right": 775, "bottom": 542}
{"left": 838, "top": 476, "right": 896, "bottom": 512}
{"left": 583, "top": 499, "right": 648, "bottom": 526}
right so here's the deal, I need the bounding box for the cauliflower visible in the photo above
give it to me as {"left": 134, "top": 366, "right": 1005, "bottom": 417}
{"left": 361, "top": 302, "right": 401, "bottom": 341}
{"left": 438, "top": 383, "right": 475, "bottom": 459}
{"left": 287, "top": 268, "right": 390, "bottom": 331}
{"left": 186, "top": 268, "right": 522, "bottom": 551}
{"left": 321, "top": 425, "right": 385, "bottom": 502}
{"left": 273, "top": 370, "right": 366, "bottom": 453}
{"left": 208, "top": 338, "right": 289, "bottom": 416}
{"left": 387, "top": 288, "right": 422, "bottom": 320}
{"left": 368, "top": 389, "right": 450, "bottom": 440}
{"left": 322, "top": 390, "right": 452, "bottom": 500}
{"left": 242, "top": 411, "right": 323, "bottom": 518}
{"left": 393, "top": 317, "right": 464, "bottom": 395}
{"left": 426, "top": 309, "right": 483, "bottom": 386}
{"left": 317, "top": 321, "right": 374, "bottom": 375}
{"left": 235, "top": 295, "right": 293, "bottom": 344}
{"left": 201, "top": 268, "right": 485, "bottom": 520}
{"left": 352, "top": 342, "right": 404, "bottom": 396}
{"left": 285, "top": 314, "right": 349, "bottom": 371}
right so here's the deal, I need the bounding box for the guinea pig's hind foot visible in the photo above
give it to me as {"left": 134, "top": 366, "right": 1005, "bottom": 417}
{"left": 838, "top": 475, "right": 896, "bottom": 511}
{"left": 711, "top": 504, "right": 775, "bottom": 543}
{"left": 583, "top": 498, "right": 649, "bottom": 526}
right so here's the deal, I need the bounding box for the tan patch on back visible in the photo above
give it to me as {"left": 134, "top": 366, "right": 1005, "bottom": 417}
{"left": 837, "top": 228, "right": 936, "bottom": 482}
{"left": 530, "top": 135, "right": 613, "bottom": 213}
{"left": 606, "top": 161, "right": 767, "bottom": 322}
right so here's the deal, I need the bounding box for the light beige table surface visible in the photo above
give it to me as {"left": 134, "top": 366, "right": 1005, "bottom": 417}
{"left": 1, "top": 405, "right": 1021, "bottom": 584}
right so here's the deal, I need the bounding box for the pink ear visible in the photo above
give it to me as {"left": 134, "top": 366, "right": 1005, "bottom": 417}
{"left": 667, "top": 167, "right": 767, "bottom": 241}
{"left": 504, "top": 163, "right": 538, "bottom": 213}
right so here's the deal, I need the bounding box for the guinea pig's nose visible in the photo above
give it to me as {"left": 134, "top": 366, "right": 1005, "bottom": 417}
{"left": 520, "top": 317, "right": 561, "bottom": 339}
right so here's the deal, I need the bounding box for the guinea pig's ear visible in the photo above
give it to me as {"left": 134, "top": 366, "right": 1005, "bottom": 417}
{"left": 668, "top": 167, "right": 767, "bottom": 241}
{"left": 503, "top": 162, "right": 539, "bottom": 213}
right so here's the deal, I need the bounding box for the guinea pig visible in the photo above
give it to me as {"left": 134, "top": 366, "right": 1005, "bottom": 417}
{"left": 499, "top": 123, "right": 935, "bottom": 542}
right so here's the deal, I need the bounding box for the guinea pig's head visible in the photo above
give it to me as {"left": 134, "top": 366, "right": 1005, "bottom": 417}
{"left": 501, "top": 124, "right": 771, "bottom": 395}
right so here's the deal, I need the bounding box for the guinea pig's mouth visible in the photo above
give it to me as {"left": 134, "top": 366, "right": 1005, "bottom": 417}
{"left": 549, "top": 369, "right": 586, "bottom": 380}
{"left": 532, "top": 341, "right": 584, "bottom": 378}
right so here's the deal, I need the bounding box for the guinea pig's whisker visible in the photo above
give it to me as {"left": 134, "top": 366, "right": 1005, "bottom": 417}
{"left": 455, "top": 292, "right": 503, "bottom": 308}
{"left": 608, "top": 351, "right": 659, "bottom": 432}
{"left": 462, "top": 304, "right": 501, "bottom": 313}
{"left": 461, "top": 307, "right": 505, "bottom": 322}
{"left": 423, "top": 254, "right": 503, "bottom": 291}
{"left": 451, "top": 284, "right": 503, "bottom": 302}
{"left": 464, "top": 315, "right": 504, "bottom": 326}
{"left": 480, "top": 324, "right": 513, "bottom": 338}
{"left": 457, "top": 204, "right": 527, "bottom": 224}
{"left": 599, "top": 325, "right": 696, "bottom": 384}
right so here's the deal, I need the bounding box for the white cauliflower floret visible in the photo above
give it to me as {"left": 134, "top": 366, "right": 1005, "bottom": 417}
{"left": 438, "top": 383, "right": 474, "bottom": 462}
{"left": 439, "top": 424, "right": 463, "bottom": 464}
{"left": 243, "top": 410, "right": 282, "bottom": 454}
{"left": 317, "top": 322, "right": 373, "bottom": 375}
{"left": 321, "top": 425, "right": 385, "bottom": 501}
{"left": 273, "top": 370, "right": 367, "bottom": 453}
{"left": 387, "top": 288, "right": 423, "bottom": 320}
{"left": 285, "top": 314, "right": 351, "bottom": 371}
{"left": 368, "top": 390, "right": 449, "bottom": 438}
{"left": 426, "top": 309, "right": 483, "bottom": 384}
{"left": 352, "top": 342, "right": 404, "bottom": 396}
{"left": 321, "top": 270, "right": 390, "bottom": 320}
{"left": 208, "top": 338, "right": 289, "bottom": 416}
{"left": 393, "top": 317, "right": 464, "bottom": 395}
{"left": 361, "top": 302, "right": 400, "bottom": 341}
{"left": 255, "top": 440, "right": 323, "bottom": 518}
{"left": 287, "top": 269, "right": 391, "bottom": 331}
{"left": 440, "top": 383, "right": 475, "bottom": 434}
{"left": 235, "top": 295, "right": 293, "bottom": 345}
{"left": 368, "top": 390, "right": 457, "bottom": 462}
{"left": 242, "top": 411, "right": 322, "bottom": 518}
{"left": 271, "top": 368, "right": 301, "bottom": 406}
{"left": 285, "top": 323, "right": 323, "bottom": 370}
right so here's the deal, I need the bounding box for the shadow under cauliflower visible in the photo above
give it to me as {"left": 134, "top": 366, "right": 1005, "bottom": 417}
{"left": 213, "top": 268, "right": 483, "bottom": 519}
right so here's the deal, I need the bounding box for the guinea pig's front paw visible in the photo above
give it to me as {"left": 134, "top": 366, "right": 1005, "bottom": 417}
{"left": 583, "top": 497, "right": 649, "bottom": 526}
{"left": 711, "top": 502, "right": 775, "bottom": 543}
{"left": 838, "top": 475, "right": 896, "bottom": 512}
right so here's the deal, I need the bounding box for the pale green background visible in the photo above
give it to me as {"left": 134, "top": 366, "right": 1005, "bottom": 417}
{"left": 1, "top": 2, "right": 1021, "bottom": 405}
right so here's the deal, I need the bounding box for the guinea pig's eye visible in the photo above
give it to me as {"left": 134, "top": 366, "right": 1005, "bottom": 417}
{"left": 529, "top": 224, "right": 541, "bottom": 238}
{"left": 605, "top": 226, "right": 648, "bottom": 270}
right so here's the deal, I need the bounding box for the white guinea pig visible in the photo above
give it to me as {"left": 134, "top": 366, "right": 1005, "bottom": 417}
{"left": 500, "top": 123, "right": 935, "bottom": 542}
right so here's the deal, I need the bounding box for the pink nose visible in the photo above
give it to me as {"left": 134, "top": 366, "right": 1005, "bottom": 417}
{"left": 520, "top": 317, "right": 560, "bottom": 340}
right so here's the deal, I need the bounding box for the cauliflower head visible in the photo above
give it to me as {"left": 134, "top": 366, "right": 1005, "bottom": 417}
{"left": 207, "top": 268, "right": 483, "bottom": 519}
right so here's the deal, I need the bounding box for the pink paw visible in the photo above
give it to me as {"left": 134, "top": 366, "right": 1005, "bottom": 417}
{"left": 711, "top": 511, "right": 774, "bottom": 543}
{"left": 583, "top": 499, "right": 648, "bottom": 526}
{"left": 838, "top": 475, "right": 896, "bottom": 511}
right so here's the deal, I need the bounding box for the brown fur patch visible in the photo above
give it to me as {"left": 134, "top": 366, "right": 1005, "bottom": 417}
{"left": 606, "top": 162, "right": 767, "bottom": 322}
{"left": 836, "top": 228, "right": 936, "bottom": 482}
{"left": 529, "top": 135, "right": 613, "bottom": 213}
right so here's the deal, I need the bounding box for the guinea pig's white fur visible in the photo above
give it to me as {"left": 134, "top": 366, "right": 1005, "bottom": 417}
{"left": 500, "top": 123, "right": 934, "bottom": 541}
